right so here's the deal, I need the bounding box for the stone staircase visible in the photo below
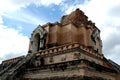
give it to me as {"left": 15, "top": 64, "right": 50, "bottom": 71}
{"left": 0, "top": 53, "right": 35, "bottom": 80}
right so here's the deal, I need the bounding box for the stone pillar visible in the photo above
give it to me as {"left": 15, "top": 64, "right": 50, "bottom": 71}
{"left": 28, "top": 41, "right": 33, "bottom": 53}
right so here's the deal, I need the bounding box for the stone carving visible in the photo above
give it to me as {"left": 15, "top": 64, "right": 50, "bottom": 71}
{"left": 49, "top": 57, "right": 53, "bottom": 63}
{"left": 38, "top": 25, "right": 46, "bottom": 39}
{"left": 91, "top": 28, "right": 99, "bottom": 44}
{"left": 73, "top": 52, "right": 81, "bottom": 59}
{"left": 37, "top": 25, "right": 47, "bottom": 49}
{"left": 61, "top": 57, "right": 66, "bottom": 61}
{"left": 91, "top": 28, "right": 99, "bottom": 50}
{"left": 30, "top": 25, "right": 47, "bottom": 52}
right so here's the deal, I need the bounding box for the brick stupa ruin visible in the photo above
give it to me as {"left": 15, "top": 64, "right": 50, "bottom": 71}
{"left": 0, "top": 8, "right": 120, "bottom": 80}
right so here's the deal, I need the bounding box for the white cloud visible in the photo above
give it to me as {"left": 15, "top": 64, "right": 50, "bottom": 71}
{"left": 0, "top": 16, "right": 3, "bottom": 24}
{"left": 34, "top": 0, "right": 63, "bottom": 6}
{"left": 0, "top": 24, "right": 29, "bottom": 63}
{"left": 0, "top": 0, "right": 63, "bottom": 12}
{"left": 0, "top": 0, "right": 64, "bottom": 26}
{"left": 62, "top": 0, "right": 120, "bottom": 64}
{"left": 2, "top": 10, "right": 45, "bottom": 25}
{"left": 0, "top": 0, "right": 64, "bottom": 63}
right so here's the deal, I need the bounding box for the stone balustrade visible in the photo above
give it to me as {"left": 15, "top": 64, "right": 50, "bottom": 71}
{"left": 2, "top": 56, "right": 24, "bottom": 65}
{"left": 36, "top": 43, "right": 103, "bottom": 59}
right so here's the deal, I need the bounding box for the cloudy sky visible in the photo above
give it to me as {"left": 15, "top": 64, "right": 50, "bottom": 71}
{"left": 0, "top": 0, "right": 120, "bottom": 65}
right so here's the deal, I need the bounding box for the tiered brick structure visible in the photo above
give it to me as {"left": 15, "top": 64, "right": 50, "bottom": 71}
{"left": 0, "top": 8, "right": 120, "bottom": 80}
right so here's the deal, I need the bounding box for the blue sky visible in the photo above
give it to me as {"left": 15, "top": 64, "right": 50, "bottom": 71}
{"left": 0, "top": 0, "right": 120, "bottom": 65}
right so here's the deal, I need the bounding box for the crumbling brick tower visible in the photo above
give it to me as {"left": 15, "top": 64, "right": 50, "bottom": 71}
{"left": 0, "top": 8, "right": 120, "bottom": 80}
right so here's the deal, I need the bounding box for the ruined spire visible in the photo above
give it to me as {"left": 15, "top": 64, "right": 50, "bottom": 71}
{"left": 60, "top": 8, "right": 88, "bottom": 26}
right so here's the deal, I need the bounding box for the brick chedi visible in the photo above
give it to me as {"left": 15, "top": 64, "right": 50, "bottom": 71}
{"left": 0, "top": 8, "right": 120, "bottom": 80}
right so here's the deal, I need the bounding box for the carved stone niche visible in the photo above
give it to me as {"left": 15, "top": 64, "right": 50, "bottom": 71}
{"left": 30, "top": 56, "right": 45, "bottom": 67}
{"left": 61, "top": 57, "right": 66, "bottom": 62}
{"left": 49, "top": 57, "right": 54, "bottom": 63}
{"left": 91, "top": 28, "right": 102, "bottom": 53}
{"left": 61, "top": 55, "right": 67, "bottom": 62}
{"left": 29, "top": 25, "right": 47, "bottom": 53}
{"left": 73, "top": 52, "right": 81, "bottom": 59}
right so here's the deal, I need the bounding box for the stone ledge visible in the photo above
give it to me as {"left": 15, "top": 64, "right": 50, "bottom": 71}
{"left": 22, "top": 76, "right": 104, "bottom": 80}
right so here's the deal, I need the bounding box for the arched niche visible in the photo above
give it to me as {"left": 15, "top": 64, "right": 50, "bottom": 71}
{"left": 32, "top": 33, "right": 40, "bottom": 53}
{"left": 29, "top": 25, "right": 47, "bottom": 53}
